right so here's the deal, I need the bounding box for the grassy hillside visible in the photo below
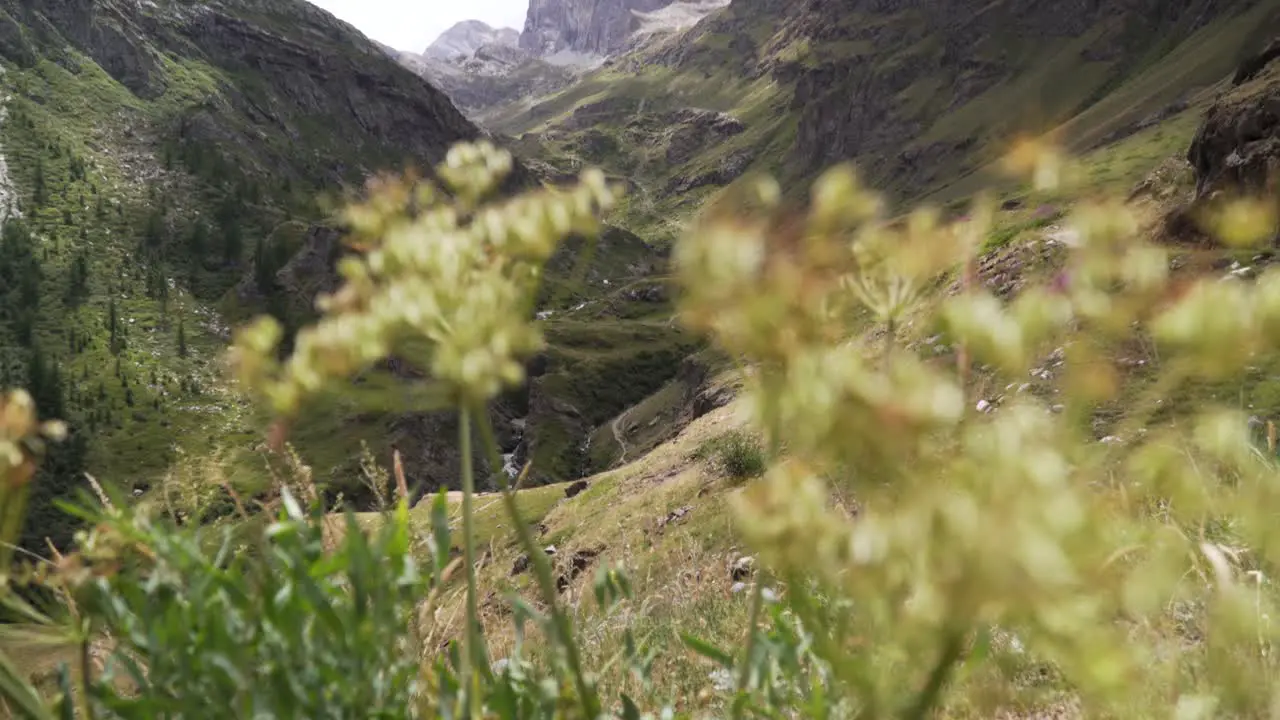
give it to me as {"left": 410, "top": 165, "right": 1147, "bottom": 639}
{"left": 497, "top": 0, "right": 1280, "bottom": 245}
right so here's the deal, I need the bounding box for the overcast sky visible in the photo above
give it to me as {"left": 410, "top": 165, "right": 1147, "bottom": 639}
{"left": 308, "top": 0, "right": 528, "bottom": 53}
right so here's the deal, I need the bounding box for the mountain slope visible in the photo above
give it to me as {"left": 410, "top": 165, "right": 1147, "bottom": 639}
{"left": 0, "top": 0, "right": 485, "bottom": 550}
{"left": 493, "top": 0, "right": 1280, "bottom": 243}
{"left": 0, "top": 0, "right": 683, "bottom": 550}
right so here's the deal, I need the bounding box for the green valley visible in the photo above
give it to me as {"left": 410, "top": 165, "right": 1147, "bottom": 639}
{"left": 5, "top": 0, "right": 1280, "bottom": 717}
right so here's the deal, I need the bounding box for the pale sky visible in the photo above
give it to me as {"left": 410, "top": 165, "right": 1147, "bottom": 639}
{"left": 307, "top": 0, "right": 528, "bottom": 53}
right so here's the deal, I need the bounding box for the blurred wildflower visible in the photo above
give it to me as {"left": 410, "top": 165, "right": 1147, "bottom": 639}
{"left": 0, "top": 389, "right": 65, "bottom": 487}
{"left": 232, "top": 141, "right": 620, "bottom": 414}
{"left": 1199, "top": 196, "right": 1278, "bottom": 248}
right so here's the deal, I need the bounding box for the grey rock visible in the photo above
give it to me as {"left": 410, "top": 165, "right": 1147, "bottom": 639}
{"left": 1188, "top": 38, "right": 1280, "bottom": 203}
{"left": 412, "top": 39, "right": 577, "bottom": 117}
{"left": 623, "top": 284, "right": 667, "bottom": 303}
{"left": 656, "top": 504, "right": 693, "bottom": 531}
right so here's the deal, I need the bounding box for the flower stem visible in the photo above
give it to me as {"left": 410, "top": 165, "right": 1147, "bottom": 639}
{"left": 901, "top": 628, "right": 967, "bottom": 720}
{"left": 458, "top": 406, "right": 482, "bottom": 718}
{"left": 732, "top": 576, "right": 765, "bottom": 719}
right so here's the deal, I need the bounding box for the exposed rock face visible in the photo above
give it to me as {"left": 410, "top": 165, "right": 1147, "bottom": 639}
{"left": 425, "top": 20, "right": 521, "bottom": 61}
{"left": 1188, "top": 39, "right": 1280, "bottom": 200}
{"left": 382, "top": 17, "right": 583, "bottom": 118}
{"left": 520, "top": 0, "right": 675, "bottom": 56}
{"left": 666, "top": 148, "right": 753, "bottom": 194}
{"left": 625, "top": 0, "right": 729, "bottom": 51}
{"left": 1233, "top": 37, "right": 1280, "bottom": 86}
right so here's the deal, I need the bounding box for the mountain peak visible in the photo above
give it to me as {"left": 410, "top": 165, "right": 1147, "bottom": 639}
{"left": 425, "top": 20, "right": 521, "bottom": 60}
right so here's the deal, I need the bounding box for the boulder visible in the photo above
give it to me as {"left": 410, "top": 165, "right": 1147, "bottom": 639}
{"left": 555, "top": 546, "right": 604, "bottom": 593}
{"left": 1233, "top": 37, "right": 1280, "bottom": 86}
{"left": 1187, "top": 40, "right": 1280, "bottom": 201}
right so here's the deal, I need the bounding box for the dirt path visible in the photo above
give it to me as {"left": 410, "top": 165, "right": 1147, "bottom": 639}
{"left": 611, "top": 407, "right": 632, "bottom": 464}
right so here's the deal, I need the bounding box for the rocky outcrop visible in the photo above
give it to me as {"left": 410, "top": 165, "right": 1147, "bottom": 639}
{"left": 664, "top": 108, "right": 745, "bottom": 164}
{"left": 1233, "top": 37, "right": 1280, "bottom": 86}
{"left": 4, "top": 0, "right": 170, "bottom": 98}
{"left": 666, "top": 148, "right": 753, "bottom": 194}
{"left": 520, "top": 0, "right": 675, "bottom": 56}
{"left": 1188, "top": 38, "right": 1280, "bottom": 200}
{"left": 426, "top": 20, "right": 520, "bottom": 61}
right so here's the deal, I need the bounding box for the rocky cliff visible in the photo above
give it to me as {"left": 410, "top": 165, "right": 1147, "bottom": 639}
{"left": 520, "top": 0, "right": 676, "bottom": 56}
{"left": 400, "top": 0, "right": 731, "bottom": 119}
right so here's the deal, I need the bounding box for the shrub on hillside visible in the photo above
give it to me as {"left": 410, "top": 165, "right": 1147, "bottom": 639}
{"left": 695, "top": 429, "right": 765, "bottom": 480}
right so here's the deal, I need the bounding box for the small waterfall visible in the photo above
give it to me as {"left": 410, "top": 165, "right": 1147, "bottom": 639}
{"left": 0, "top": 85, "right": 21, "bottom": 225}
{"left": 503, "top": 416, "right": 528, "bottom": 479}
